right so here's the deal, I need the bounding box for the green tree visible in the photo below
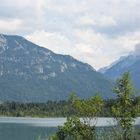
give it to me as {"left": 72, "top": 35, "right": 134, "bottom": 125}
{"left": 52, "top": 117, "right": 95, "bottom": 140}
{"left": 112, "top": 72, "right": 140, "bottom": 140}
{"left": 52, "top": 94, "right": 103, "bottom": 140}
{"left": 70, "top": 94, "right": 103, "bottom": 125}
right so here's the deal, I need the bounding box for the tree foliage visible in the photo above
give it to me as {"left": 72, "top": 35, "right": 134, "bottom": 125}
{"left": 52, "top": 72, "right": 140, "bottom": 140}
{"left": 52, "top": 94, "right": 103, "bottom": 140}
{"left": 112, "top": 72, "right": 140, "bottom": 140}
{"left": 52, "top": 117, "right": 95, "bottom": 140}
{"left": 70, "top": 94, "right": 103, "bottom": 117}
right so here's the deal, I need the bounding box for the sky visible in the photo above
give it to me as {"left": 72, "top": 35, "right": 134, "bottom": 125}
{"left": 0, "top": 0, "right": 140, "bottom": 69}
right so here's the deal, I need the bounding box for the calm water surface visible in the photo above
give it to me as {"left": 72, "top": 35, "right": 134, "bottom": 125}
{"left": 0, "top": 117, "right": 139, "bottom": 140}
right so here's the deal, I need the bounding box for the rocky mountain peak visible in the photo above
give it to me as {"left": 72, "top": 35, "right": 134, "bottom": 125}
{"left": 99, "top": 43, "right": 140, "bottom": 94}
{"left": 0, "top": 34, "right": 112, "bottom": 102}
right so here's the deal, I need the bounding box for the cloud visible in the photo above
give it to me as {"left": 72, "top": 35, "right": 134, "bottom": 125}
{"left": 45, "top": 0, "right": 88, "bottom": 15}
{"left": 26, "top": 26, "right": 140, "bottom": 69}
{"left": 26, "top": 30, "right": 73, "bottom": 54}
{"left": 1, "top": 0, "right": 140, "bottom": 69}
{"left": 44, "top": 0, "right": 140, "bottom": 35}
{"left": 77, "top": 15, "right": 117, "bottom": 27}
{"left": 26, "top": 30, "right": 104, "bottom": 68}
{"left": 26, "top": 30, "right": 122, "bottom": 69}
{"left": 0, "top": 0, "right": 44, "bottom": 19}
{"left": 76, "top": 16, "right": 96, "bottom": 26}
{"left": 0, "top": 0, "right": 45, "bottom": 34}
{"left": 0, "top": 19, "right": 23, "bottom": 33}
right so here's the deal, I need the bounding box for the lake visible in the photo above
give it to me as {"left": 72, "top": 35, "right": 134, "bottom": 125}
{"left": 0, "top": 117, "right": 140, "bottom": 140}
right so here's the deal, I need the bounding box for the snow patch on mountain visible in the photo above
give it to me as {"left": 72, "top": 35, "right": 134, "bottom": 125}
{"left": 60, "top": 62, "right": 68, "bottom": 72}
{"left": 0, "top": 34, "right": 8, "bottom": 53}
{"left": 0, "top": 34, "right": 7, "bottom": 47}
{"left": 48, "top": 72, "right": 56, "bottom": 78}
{"left": 70, "top": 63, "right": 76, "bottom": 68}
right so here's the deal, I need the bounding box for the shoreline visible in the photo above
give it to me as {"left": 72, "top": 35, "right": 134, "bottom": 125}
{"left": 0, "top": 116, "right": 139, "bottom": 127}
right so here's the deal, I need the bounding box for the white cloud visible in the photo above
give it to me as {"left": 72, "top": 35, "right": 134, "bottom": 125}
{"left": 26, "top": 30, "right": 104, "bottom": 68}
{"left": 97, "top": 16, "right": 117, "bottom": 27}
{"left": 45, "top": 0, "right": 88, "bottom": 15}
{"left": 26, "top": 26, "right": 140, "bottom": 69}
{"left": 1, "top": 0, "right": 140, "bottom": 69}
{"left": 0, "top": 0, "right": 45, "bottom": 34}
{"left": 26, "top": 30, "right": 112, "bottom": 69}
{"left": 77, "top": 15, "right": 117, "bottom": 27}
{"left": 0, "top": 0, "right": 44, "bottom": 18}
{"left": 0, "top": 19, "right": 23, "bottom": 33}
{"left": 26, "top": 30, "right": 73, "bottom": 54}
{"left": 77, "top": 16, "right": 96, "bottom": 26}
{"left": 73, "top": 28, "right": 140, "bottom": 69}
{"left": 74, "top": 29, "right": 105, "bottom": 45}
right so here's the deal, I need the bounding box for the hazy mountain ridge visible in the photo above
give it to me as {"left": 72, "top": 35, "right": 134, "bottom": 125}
{"left": 99, "top": 56, "right": 127, "bottom": 74}
{"left": 0, "top": 34, "right": 113, "bottom": 102}
{"left": 99, "top": 44, "right": 140, "bottom": 92}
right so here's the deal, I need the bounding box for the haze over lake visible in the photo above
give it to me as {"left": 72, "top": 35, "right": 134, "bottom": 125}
{"left": 0, "top": 117, "right": 140, "bottom": 140}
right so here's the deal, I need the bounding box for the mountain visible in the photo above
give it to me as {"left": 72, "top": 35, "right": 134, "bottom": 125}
{"left": 0, "top": 34, "right": 113, "bottom": 102}
{"left": 99, "top": 44, "right": 140, "bottom": 92}
{"left": 99, "top": 56, "right": 127, "bottom": 74}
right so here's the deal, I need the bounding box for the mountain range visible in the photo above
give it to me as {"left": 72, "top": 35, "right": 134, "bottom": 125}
{"left": 99, "top": 44, "right": 140, "bottom": 92}
{"left": 0, "top": 34, "right": 113, "bottom": 102}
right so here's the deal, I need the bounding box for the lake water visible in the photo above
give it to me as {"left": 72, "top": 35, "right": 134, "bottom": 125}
{"left": 0, "top": 117, "right": 140, "bottom": 140}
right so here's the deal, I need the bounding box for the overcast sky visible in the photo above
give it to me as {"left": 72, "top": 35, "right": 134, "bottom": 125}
{"left": 0, "top": 0, "right": 140, "bottom": 69}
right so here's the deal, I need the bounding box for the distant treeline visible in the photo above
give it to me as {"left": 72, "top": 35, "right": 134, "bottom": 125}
{"left": 0, "top": 96, "right": 140, "bottom": 117}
